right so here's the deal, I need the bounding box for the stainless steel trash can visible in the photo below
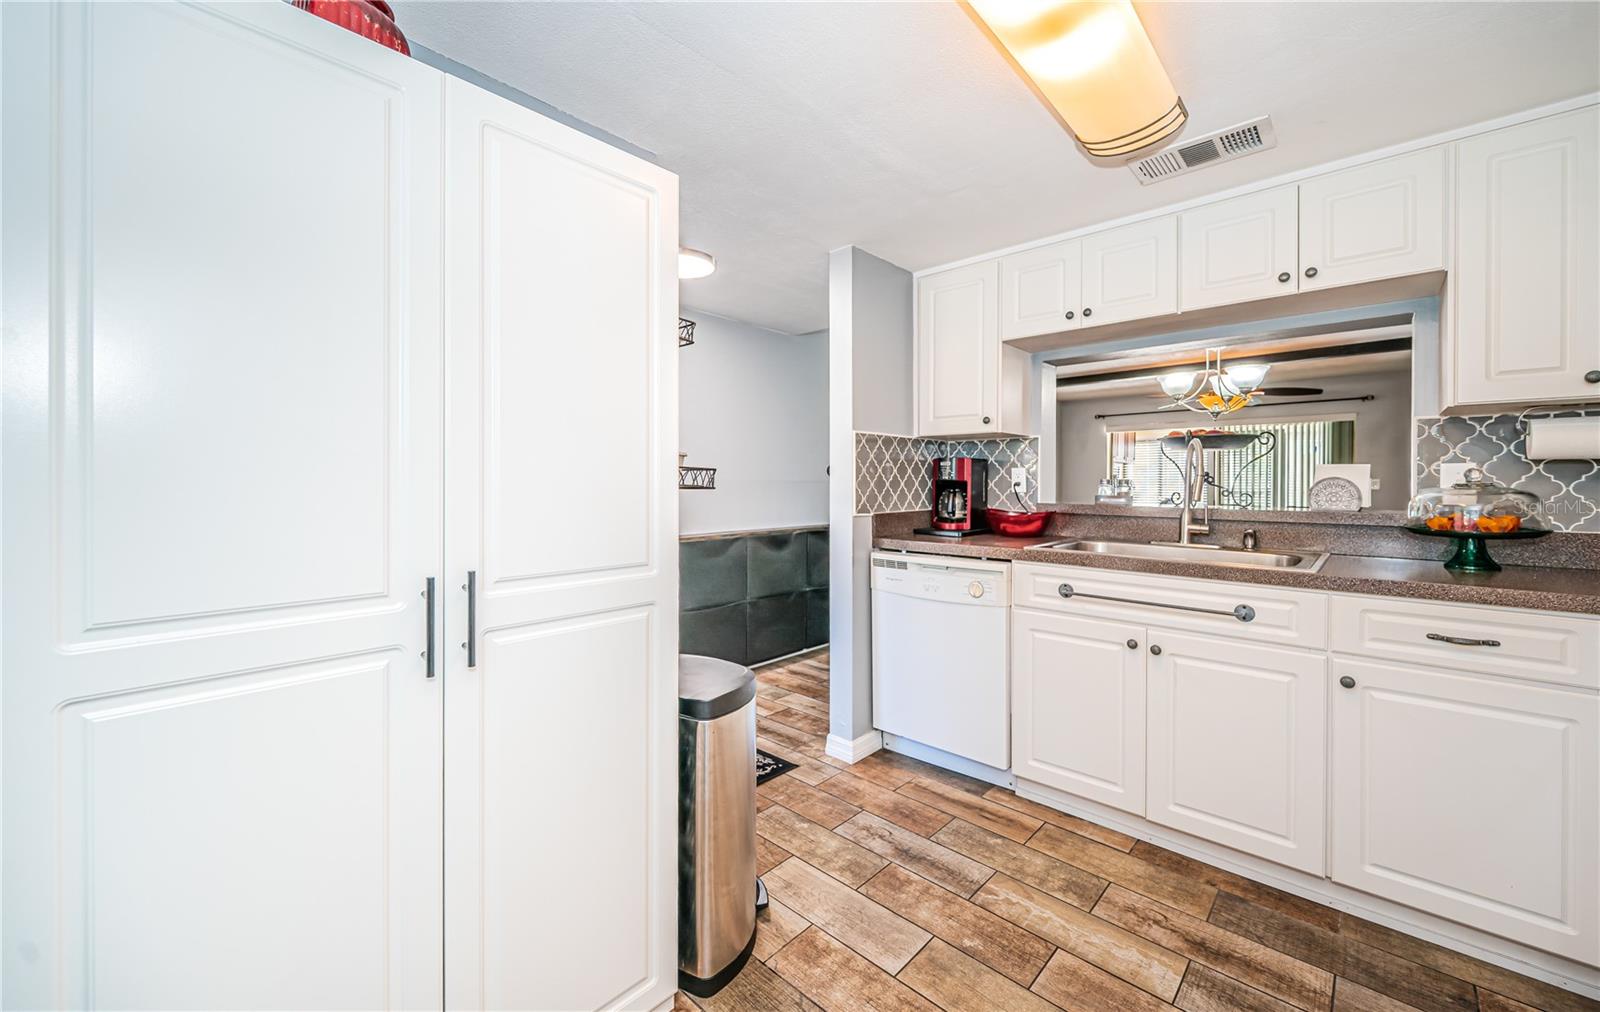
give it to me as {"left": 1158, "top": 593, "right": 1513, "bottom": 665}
{"left": 678, "top": 654, "right": 760, "bottom": 997}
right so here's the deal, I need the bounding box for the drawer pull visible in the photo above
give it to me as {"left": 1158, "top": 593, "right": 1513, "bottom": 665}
{"left": 1426, "top": 632, "right": 1502, "bottom": 648}
{"left": 1057, "top": 583, "right": 1255, "bottom": 623}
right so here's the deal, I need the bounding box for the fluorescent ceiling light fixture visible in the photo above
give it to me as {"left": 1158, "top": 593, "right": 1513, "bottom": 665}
{"left": 678, "top": 247, "right": 716, "bottom": 279}
{"left": 966, "top": 0, "right": 1186, "bottom": 158}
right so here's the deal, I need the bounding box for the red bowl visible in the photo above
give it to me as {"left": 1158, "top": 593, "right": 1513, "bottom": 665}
{"left": 986, "top": 508, "right": 1052, "bottom": 537}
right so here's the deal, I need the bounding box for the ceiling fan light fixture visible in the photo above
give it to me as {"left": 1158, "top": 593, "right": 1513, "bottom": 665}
{"left": 678, "top": 247, "right": 716, "bottom": 279}
{"left": 1223, "top": 363, "right": 1270, "bottom": 393}
{"left": 1157, "top": 370, "right": 1197, "bottom": 398}
{"left": 966, "top": 0, "right": 1186, "bottom": 158}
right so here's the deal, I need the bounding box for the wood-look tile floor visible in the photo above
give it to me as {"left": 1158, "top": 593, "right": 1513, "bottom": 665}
{"left": 676, "top": 649, "right": 1598, "bottom": 1012}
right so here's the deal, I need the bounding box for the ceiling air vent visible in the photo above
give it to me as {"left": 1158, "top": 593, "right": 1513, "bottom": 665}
{"left": 1128, "top": 116, "right": 1277, "bottom": 185}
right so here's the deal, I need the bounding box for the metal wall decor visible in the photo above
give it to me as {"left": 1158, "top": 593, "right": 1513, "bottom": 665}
{"left": 678, "top": 317, "right": 696, "bottom": 347}
{"left": 678, "top": 453, "right": 716, "bottom": 490}
{"left": 1158, "top": 431, "right": 1276, "bottom": 509}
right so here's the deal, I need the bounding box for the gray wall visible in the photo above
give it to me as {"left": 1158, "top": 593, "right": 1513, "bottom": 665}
{"left": 828, "top": 247, "right": 914, "bottom": 749}
{"left": 1056, "top": 367, "right": 1414, "bottom": 510}
{"left": 679, "top": 310, "right": 827, "bottom": 535}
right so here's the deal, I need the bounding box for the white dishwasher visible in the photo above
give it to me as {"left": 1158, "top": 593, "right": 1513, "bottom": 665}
{"left": 870, "top": 552, "right": 1010, "bottom": 769}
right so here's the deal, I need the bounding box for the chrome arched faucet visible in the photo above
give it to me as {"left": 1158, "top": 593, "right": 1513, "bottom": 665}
{"left": 1178, "top": 436, "right": 1211, "bottom": 545}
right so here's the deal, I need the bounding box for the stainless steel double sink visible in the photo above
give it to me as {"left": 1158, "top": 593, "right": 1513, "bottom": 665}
{"left": 1041, "top": 539, "right": 1330, "bottom": 573}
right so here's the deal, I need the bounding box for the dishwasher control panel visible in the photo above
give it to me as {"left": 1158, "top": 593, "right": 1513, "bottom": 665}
{"left": 870, "top": 552, "right": 1010, "bottom": 607}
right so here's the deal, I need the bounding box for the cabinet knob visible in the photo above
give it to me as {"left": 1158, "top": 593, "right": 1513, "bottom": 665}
{"left": 1064, "top": 310, "right": 1075, "bottom": 320}
{"left": 1339, "top": 675, "right": 1356, "bottom": 689}
{"left": 1304, "top": 266, "right": 1319, "bottom": 279}
{"left": 1585, "top": 369, "right": 1600, "bottom": 384}
{"left": 1149, "top": 644, "right": 1162, "bottom": 656}
{"left": 982, "top": 416, "right": 991, "bottom": 425}
{"left": 1082, "top": 307, "right": 1093, "bottom": 318}
{"left": 1277, "top": 272, "right": 1291, "bottom": 283}
{"left": 1126, "top": 639, "right": 1138, "bottom": 650}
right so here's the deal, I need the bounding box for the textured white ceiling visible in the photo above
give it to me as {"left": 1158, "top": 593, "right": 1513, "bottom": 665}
{"left": 394, "top": 1, "right": 1600, "bottom": 334}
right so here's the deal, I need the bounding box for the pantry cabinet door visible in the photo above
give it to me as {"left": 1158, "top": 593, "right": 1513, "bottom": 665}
{"left": 1298, "top": 146, "right": 1446, "bottom": 290}
{"left": 1146, "top": 631, "right": 1326, "bottom": 874}
{"left": 1001, "top": 238, "right": 1082, "bottom": 339}
{"left": 1, "top": 4, "right": 445, "bottom": 1009}
{"left": 917, "top": 260, "right": 1000, "bottom": 436}
{"left": 1012, "top": 609, "right": 1146, "bottom": 815}
{"left": 1453, "top": 108, "right": 1600, "bottom": 406}
{"left": 1179, "top": 186, "right": 1299, "bottom": 311}
{"left": 1330, "top": 657, "right": 1598, "bottom": 965}
{"left": 1080, "top": 216, "right": 1179, "bottom": 327}
{"left": 443, "top": 77, "right": 680, "bottom": 1012}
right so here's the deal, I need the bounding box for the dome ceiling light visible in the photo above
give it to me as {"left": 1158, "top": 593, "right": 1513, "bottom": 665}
{"left": 678, "top": 247, "right": 716, "bottom": 279}
{"left": 966, "top": 0, "right": 1186, "bottom": 158}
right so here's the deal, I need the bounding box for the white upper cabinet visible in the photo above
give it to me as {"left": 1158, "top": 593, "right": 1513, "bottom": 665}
{"left": 917, "top": 261, "right": 998, "bottom": 436}
{"left": 1451, "top": 108, "right": 1600, "bottom": 406}
{"left": 1080, "top": 216, "right": 1179, "bottom": 326}
{"left": 1001, "top": 238, "right": 1083, "bottom": 339}
{"left": 1179, "top": 186, "right": 1299, "bottom": 311}
{"left": 1145, "top": 630, "right": 1327, "bottom": 875}
{"left": 1298, "top": 146, "right": 1447, "bottom": 290}
{"left": 916, "top": 260, "right": 1029, "bottom": 437}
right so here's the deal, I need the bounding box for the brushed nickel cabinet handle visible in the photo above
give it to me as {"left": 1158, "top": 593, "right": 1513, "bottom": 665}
{"left": 1426, "top": 632, "right": 1501, "bottom": 648}
{"left": 423, "top": 577, "right": 437, "bottom": 678}
{"left": 1057, "top": 583, "right": 1255, "bottom": 622}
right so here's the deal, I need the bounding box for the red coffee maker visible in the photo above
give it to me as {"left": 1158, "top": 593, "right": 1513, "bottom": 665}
{"left": 916, "top": 457, "right": 989, "bottom": 537}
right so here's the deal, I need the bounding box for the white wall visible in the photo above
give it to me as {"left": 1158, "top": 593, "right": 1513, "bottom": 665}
{"left": 828, "top": 246, "right": 913, "bottom": 751}
{"left": 1055, "top": 367, "right": 1415, "bottom": 510}
{"left": 678, "top": 309, "right": 827, "bottom": 536}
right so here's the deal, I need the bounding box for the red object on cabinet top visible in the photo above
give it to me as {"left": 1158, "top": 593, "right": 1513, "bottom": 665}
{"left": 291, "top": 0, "right": 410, "bottom": 55}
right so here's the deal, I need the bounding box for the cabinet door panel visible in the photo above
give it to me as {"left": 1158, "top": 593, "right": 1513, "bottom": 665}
{"left": 1001, "top": 238, "right": 1082, "bottom": 339}
{"left": 1179, "top": 186, "right": 1299, "bottom": 311}
{"left": 1, "top": 4, "right": 445, "bottom": 1008}
{"left": 1298, "top": 146, "right": 1446, "bottom": 289}
{"left": 1330, "top": 658, "right": 1598, "bottom": 964}
{"left": 1081, "top": 216, "right": 1178, "bottom": 326}
{"left": 1012, "top": 609, "right": 1146, "bottom": 815}
{"left": 918, "top": 261, "right": 999, "bottom": 436}
{"left": 443, "top": 78, "right": 680, "bottom": 1011}
{"left": 1453, "top": 108, "right": 1600, "bottom": 406}
{"left": 1147, "top": 631, "right": 1326, "bottom": 874}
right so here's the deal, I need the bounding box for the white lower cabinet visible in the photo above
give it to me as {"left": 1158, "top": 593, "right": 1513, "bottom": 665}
{"left": 1012, "top": 608, "right": 1146, "bottom": 815}
{"left": 1330, "top": 656, "right": 1599, "bottom": 965}
{"left": 1146, "top": 630, "right": 1327, "bottom": 875}
{"left": 1009, "top": 562, "right": 1600, "bottom": 970}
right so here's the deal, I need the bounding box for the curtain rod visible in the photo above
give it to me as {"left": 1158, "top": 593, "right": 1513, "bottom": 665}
{"left": 1093, "top": 395, "right": 1376, "bottom": 421}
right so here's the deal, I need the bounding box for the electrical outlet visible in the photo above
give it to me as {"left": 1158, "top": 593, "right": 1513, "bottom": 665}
{"left": 1439, "top": 463, "right": 1472, "bottom": 486}
{"left": 1011, "top": 467, "right": 1027, "bottom": 488}
{"left": 1370, "top": 478, "right": 1381, "bottom": 490}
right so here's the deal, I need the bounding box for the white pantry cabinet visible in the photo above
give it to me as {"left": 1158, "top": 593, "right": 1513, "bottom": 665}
{"left": 441, "top": 79, "right": 679, "bottom": 1012}
{"left": 1145, "top": 630, "right": 1327, "bottom": 875}
{"left": 1451, "top": 108, "right": 1600, "bottom": 406}
{"left": 1079, "top": 215, "right": 1180, "bottom": 326}
{"left": 1179, "top": 186, "right": 1300, "bottom": 311}
{"left": 1011, "top": 609, "right": 1147, "bottom": 815}
{"left": 916, "top": 259, "right": 1029, "bottom": 437}
{"left": 1001, "top": 238, "right": 1083, "bottom": 339}
{"left": 1330, "top": 656, "right": 1599, "bottom": 965}
{"left": 0, "top": 5, "right": 679, "bottom": 1011}
{"left": 1298, "top": 146, "right": 1447, "bottom": 290}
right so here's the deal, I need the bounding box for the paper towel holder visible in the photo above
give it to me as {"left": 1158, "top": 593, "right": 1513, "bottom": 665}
{"left": 1514, "top": 403, "right": 1599, "bottom": 432}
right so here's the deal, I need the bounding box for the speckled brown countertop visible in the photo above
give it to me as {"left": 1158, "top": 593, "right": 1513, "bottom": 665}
{"left": 870, "top": 530, "right": 1600, "bottom": 617}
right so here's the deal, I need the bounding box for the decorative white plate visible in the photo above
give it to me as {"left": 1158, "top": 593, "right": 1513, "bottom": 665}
{"left": 1308, "top": 475, "right": 1363, "bottom": 511}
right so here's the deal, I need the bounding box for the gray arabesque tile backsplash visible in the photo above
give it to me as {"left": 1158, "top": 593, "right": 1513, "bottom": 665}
{"left": 854, "top": 433, "right": 1039, "bottom": 515}
{"left": 1416, "top": 409, "right": 1600, "bottom": 533}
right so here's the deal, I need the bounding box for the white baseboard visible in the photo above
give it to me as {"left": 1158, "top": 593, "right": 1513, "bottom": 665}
{"left": 1014, "top": 777, "right": 1600, "bottom": 1000}
{"left": 825, "top": 729, "right": 883, "bottom": 764}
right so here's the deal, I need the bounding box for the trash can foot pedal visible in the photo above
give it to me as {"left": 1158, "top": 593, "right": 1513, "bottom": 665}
{"left": 755, "top": 877, "right": 768, "bottom": 912}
